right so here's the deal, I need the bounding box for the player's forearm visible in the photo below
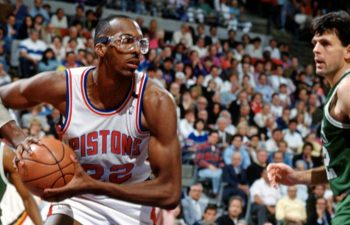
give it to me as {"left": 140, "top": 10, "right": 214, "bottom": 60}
{"left": 92, "top": 177, "right": 181, "bottom": 209}
{"left": 23, "top": 198, "right": 43, "bottom": 225}
{"left": 295, "top": 166, "right": 328, "bottom": 185}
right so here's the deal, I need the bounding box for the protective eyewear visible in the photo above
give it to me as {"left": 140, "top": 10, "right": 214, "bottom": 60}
{"left": 95, "top": 34, "right": 149, "bottom": 54}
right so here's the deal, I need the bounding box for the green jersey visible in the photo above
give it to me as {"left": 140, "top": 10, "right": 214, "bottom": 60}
{"left": 321, "top": 72, "right": 350, "bottom": 224}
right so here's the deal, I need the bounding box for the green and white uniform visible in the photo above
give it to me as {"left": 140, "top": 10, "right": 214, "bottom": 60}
{"left": 321, "top": 72, "right": 350, "bottom": 224}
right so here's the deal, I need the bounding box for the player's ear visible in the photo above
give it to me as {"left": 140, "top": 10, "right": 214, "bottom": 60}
{"left": 345, "top": 44, "right": 350, "bottom": 62}
{"left": 95, "top": 43, "right": 107, "bottom": 57}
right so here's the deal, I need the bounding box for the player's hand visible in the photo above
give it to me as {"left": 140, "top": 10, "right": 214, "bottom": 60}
{"left": 267, "top": 163, "right": 298, "bottom": 188}
{"left": 41, "top": 155, "right": 96, "bottom": 202}
{"left": 14, "top": 136, "right": 40, "bottom": 170}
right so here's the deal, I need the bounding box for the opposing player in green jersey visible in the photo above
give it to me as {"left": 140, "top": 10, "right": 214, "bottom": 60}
{"left": 267, "top": 11, "right": 350, "bottom": 224}
{"left": 0, "top": 143, "right": 42, "bottom": 224}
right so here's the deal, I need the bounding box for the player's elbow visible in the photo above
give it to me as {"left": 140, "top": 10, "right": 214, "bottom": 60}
{"left": 161, "top": 193, "right": 180, "bottom": 209}
{"left": 159, "top": 182, "right": 181, "bottom": 209}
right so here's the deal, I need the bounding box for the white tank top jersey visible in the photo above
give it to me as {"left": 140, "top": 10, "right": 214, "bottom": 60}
{"left": 48, "top": 67, "right": 156, "bottom": 225}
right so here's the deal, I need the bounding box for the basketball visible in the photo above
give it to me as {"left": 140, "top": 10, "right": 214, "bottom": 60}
{"left": 17, "top": 137, "right": 76, "bottom": 197}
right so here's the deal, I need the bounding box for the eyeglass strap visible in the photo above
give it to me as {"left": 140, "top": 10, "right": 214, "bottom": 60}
{"left": 94, "top": 37, "right": 110, "bottom": 45}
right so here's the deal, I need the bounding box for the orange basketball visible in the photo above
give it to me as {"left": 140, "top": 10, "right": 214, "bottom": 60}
{"left": 17, "top": 137, "right": 75, "bottom": 197}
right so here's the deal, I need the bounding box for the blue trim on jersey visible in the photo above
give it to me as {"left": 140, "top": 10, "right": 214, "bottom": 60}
{"left": 138, "top": 74, "right": 148, "bottom": 132}
{"left": 61, "top": 69, "right": 70, "bottom": 130}
{"left": 83, "top": 67, "right": 133, "bottom": 113}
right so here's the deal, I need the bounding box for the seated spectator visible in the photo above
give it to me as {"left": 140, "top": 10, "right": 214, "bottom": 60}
{"left": 172, "top": 23, "right": 193, "bottom": 49}
{"left": 49, "top": 35, "right": 66, "bottom": 61}
{"left": 247, "top": 149, "right": 268, "bottom": 186}
{"left": 283, "top": 119, "right": 303, "bottom": 154}
{"left": 188, "top": 119, "right": 209, "bottom": 145}
{"left": 216, "top": 196, "right": 244, "bottom": 225}
{"left": 182, "top": 183, "right": 208, "bottom": 225}
{"left": 245, "top": 37, "right": 263, "bottom": 59}
{"left": 226, "top": 0, "right": 252, "bottom": 33}
{"left": 37, "top": 48, "right": 61, "bottom": 72}
{"left": 270, "top": 93, "right": 283, "bottom": 118}
{"left": 50, "top": 8, "right": 68, "bottom": 29}
{"left": 195, "top": 131, "right": 224, "bottom": 197}
{"left": 275, "top": 186, "right": 307, "bottom": 225}
{"left": 306, "top": 197, "right": 332, "bottom": 225}
{"left": 250, "top": 169, "right": 281, "bottom": 225}
{"left": 194, "top": 204, "right": 218, "bottom": 225}
{"left": 222, "top": 152, "right": 249, "bottom": 205}
{"left": 306, "top": 184, "right": 326, "bottom": 219}
{"left": 292, "top": 142, "right": 323, "bottom": 169}
{"left": 216, "top": 116, "right": 234, "bottom": 149}
{"left": 223, "top": 134, "right": 251, "bottom": 169}
{"left": 19, "top": 29, "right": 47, "bottom": 78}
{"left": 29, "top": 0, "right": 50, "bottom": 24}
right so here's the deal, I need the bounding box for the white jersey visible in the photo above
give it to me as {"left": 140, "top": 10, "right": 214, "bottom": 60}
{"left": 49, "top": 67, "right": 155, "bottom": 225}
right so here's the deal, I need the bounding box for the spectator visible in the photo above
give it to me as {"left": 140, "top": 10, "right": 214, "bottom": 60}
{"left": 50, "top": 8, "right": 68, "bottom": 29}
{"left": 292, "top": 142, "right": 322, "bottom": 169}
{"left": 222, "top": 152, "right": 249, "bottom": 205}
{"left": 29, "top": 0, "right": 50, "bottom": 24}
{"left": 172, "top": 23, "right": 193, "bottom": 48}
{"left": 48, "top": 35, "right": 65, "bottom": 61}
{"left": 182, "top": 183, "right": 208, "bottom": 225}
{"left": 264, "top": 38, "right": 281, "bottom": 60}
{"left": 247, "top": 149, "right": 268, "bottom": 186}
{"left": 192, "top": 38, "right": 208, "bottom": 59}
{"left": 306, "top": 185, "right": 326, "bottom": 219}
{"left": 195, "top": 204, "right": 217, "bottom": 225}
{"left": 223, "top": 134, "right": 251, "bottom": 169}
{"left": 18, "top": 29, "right": 47, "bottom": 78}
{"left": 216, "top": 116, "right": 233, "bottom": 149}
{"left": 255, "top": 74, "right": 274, "bottom": 103}
{"left": 62, "top": 26, "right": 85, "bottom": 50}
{"left": 84, "top": 9, "right": 98, "bottom": 32}
{"left": 220, "top": 72, "right": 240, "bottom": 107}
{"left": 265, "top": 128, "right": 284, "bottom": 154}
{"left": 228, "top": 90, "right": 249, "bottom": 125}
{"left": 250, "top": 169, "right": 281, "bottom": 225}
{"left": 307, "top": 197, "right": 332, "bottom": 225}
{"left": 16, "top": 15, "right": 33, "bottom": 40}
{"left": 216, "top": 196, "right": 244, "bottom": 225}
{"left": 275, "top": 186, "right": 307, "bottom": 225}
{"left": 283, "top": 119, "right": 304, "bottom": 154}
{"left": 188, "top": 119, "right": 208, "bottom": 145}
{"left": 195, "top": 131, "right": 224, "bottom": 197}
{"left": 37, "top": 48, "right": 60, "bottom": 72}
{"left": 270, "top": 93, "right": 283, "bottom": 118}
{"left": 246, "top": 37, "right": 263, "bottom": 59}
{"left": 69, "top": 4, "right": 85, "bottom": 26}
{"left": 203, "top": 65, "right": 223, "bottom": 89}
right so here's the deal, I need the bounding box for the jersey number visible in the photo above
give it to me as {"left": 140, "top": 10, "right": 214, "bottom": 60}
{"left": 82, "top": 163, "right": 134, "bottom": 183}
{"left": 322, "top": 146, "right": 337, "bottom": 180}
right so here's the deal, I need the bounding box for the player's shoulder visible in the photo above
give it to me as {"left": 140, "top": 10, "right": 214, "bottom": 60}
{"left": 336, "top": 74, "right": 350, "bottom": 97}
{"left": 143, "top": 78, "right": 175, "bottom": 105}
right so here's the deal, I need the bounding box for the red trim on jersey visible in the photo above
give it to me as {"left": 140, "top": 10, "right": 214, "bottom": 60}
{"left": 47, "top": 204, "right": 53, "bottom": 217}
{"left": 135, "top": 73, "right": 148, "bottom": 134}
{"left": 151, "top": 207, "right": 157, "bottom": 225}
{"left": 61, "top": 69, "right": 73, "bottom": 135}
{"left": 80, "top": 68, "right": 135, "bottom": 116}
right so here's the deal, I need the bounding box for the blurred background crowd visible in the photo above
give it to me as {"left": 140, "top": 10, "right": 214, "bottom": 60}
{"left": 0, "top": 0, "right": 349, "bottom": 225}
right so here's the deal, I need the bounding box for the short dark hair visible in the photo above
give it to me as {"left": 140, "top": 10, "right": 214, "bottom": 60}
{"left": 228, "top": 195, "right": 244, "bottom": 207}
{"left": 311, "top": 10, "right": 350, "bottom": 47}
{"left": 204, "top": 204, "right": 217, "bottom": 213}
{"left": 94, "top": 15, "right": 131, "bottom": 44}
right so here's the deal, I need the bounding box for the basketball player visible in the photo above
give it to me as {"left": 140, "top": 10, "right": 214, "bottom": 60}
{"left": 267, "top": 11, "right": 350, "bottom": 224}
{"left": 0, "top": 143, "right": 42, "bottom": 224}
{"left": 0, "top": 15, "right": 181, "bottom": 225}
{"left": 0, "top": 98, "right": 37, "bottom": 162}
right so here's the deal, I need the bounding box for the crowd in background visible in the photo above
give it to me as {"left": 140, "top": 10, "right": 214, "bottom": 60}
{"left": 0, "top": 0, "right": 346, "bottom": 225}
